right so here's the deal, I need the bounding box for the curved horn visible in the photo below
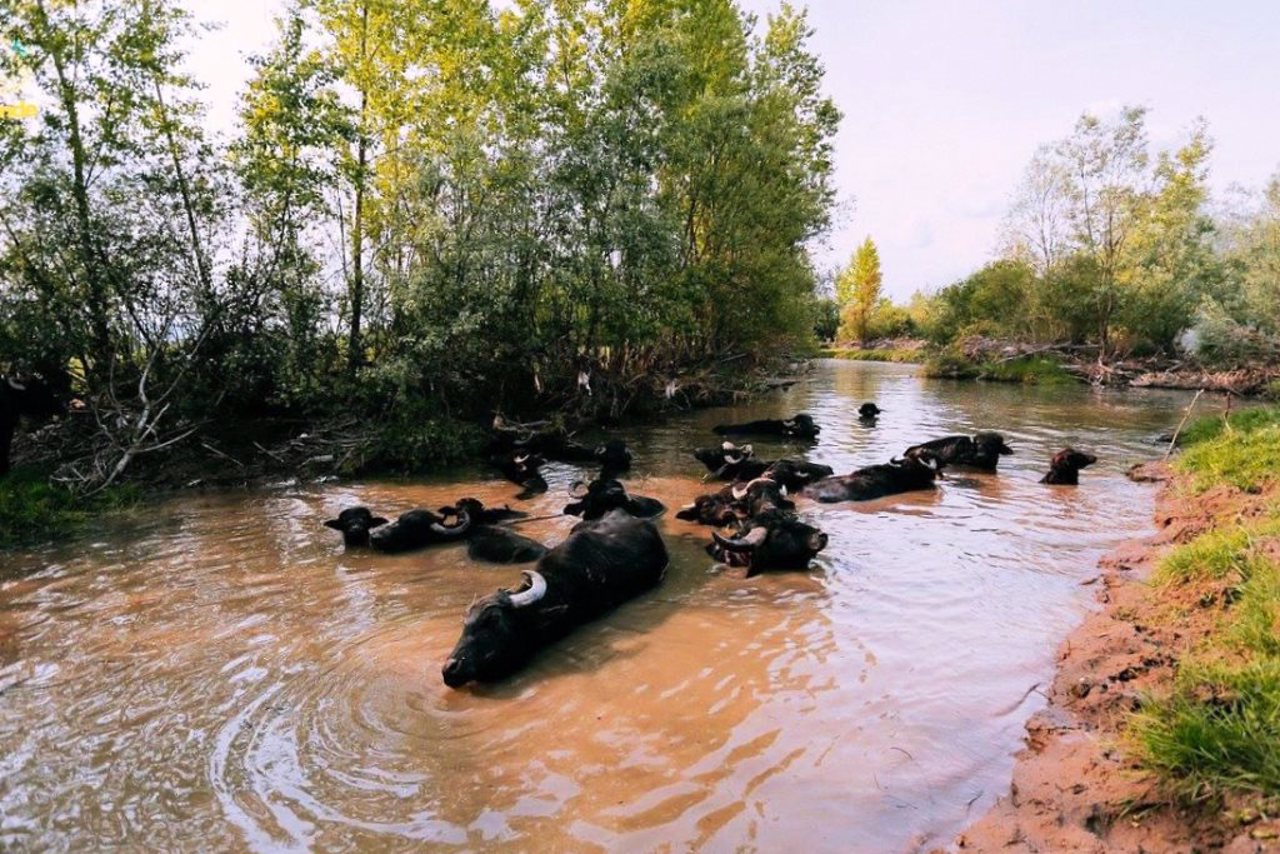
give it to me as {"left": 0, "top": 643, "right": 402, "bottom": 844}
{"left": 712, "top": 526, "right": 768, "bottom": 552}
{"left": 509, "top": 570, "right": 547, "bottom": 608}
{"left": 429, "top": 509, "right": 471, "bottom": 538}
{"left": 731, "top": 483, "right": 749, "bottom": 500}
{"left": 568, "top": 480, "right": 589, "bottom": 499}
{"left": 7, "top": 377, "right": 26, "bottom": 391}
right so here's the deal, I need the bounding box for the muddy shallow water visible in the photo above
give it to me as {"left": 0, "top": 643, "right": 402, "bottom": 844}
{"left": 0, "top": 361, "right": 1201, "bottom": 852}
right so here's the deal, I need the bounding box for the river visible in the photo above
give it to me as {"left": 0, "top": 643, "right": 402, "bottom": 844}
{"left": 0, "top": 360, "right": 1200, "bottom": 852}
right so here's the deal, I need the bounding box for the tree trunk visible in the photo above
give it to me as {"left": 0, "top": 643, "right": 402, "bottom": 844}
{"left": 47, "top": 29, "right": 111, "bottom": 384}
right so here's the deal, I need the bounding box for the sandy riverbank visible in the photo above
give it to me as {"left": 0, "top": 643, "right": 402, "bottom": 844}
{"left": 948, "top": 461, "right": 1280, "bottom": 853}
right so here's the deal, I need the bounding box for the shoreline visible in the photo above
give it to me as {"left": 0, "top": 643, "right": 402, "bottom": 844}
{"left": 947, "top": 460, "right": 1280, "bottom": 852}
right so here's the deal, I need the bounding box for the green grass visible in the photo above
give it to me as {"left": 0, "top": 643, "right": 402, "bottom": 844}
{"left": 978, "top": 355, "right": 1076, "bottom": 385}
{"left": 0, "top": 467, "right": 139, "bottom": 550}
{"left": 1176, "top": 423, "right": 1280, "bottom": 494}
{"left": 1177, "top": 407, "right": 1280, "bottom": 448}
{"left": 821, "top": 347, "right": 922, "bottom": 363}
{"left": 921, "top": 351, "right": 1075, "bottom": 384}
{"left": 1155, "top": 523, "right": 1279, "bottom": 584}
{"left": 1133, "top": 417, "right": 1280, "bottom": 800}
{"left": 1232, "top": 562, "right": 1280, "bottom": 656}
{"left": 1132, "top": 658, "right": 1280, "bottom": 799}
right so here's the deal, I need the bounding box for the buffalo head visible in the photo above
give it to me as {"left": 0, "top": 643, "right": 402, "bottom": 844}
{"left": 323, "top": 506, "right": 390, "bottom": 548}
{"left": 709, "top": 510, "right": 828, "bottom": 575}
{"left": 974, "top": 432, "right": 1014, "bottom": 456}
{"left": 442, "top": 569, "right": 548, "bottom": 687}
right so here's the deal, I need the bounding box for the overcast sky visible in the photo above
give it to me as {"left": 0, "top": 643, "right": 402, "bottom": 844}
{"left": 189, "top": 1, "right": 1280, "bottom": 300}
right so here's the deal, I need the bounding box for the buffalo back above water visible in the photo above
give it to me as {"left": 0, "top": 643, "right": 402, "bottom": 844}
{"left": 803, "top": 457, "right": 941, "bottom": 503}
{"left": 442, "top": 511, "right": 668, "bottom": 687}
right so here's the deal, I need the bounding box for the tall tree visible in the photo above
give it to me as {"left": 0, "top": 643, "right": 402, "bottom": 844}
{"left": 837, "top": 237, "right": 882, "bottom": 342}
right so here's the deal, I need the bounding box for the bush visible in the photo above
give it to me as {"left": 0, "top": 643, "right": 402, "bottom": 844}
{"left": 0, "top": 467, "right": 139, "bottom": 550}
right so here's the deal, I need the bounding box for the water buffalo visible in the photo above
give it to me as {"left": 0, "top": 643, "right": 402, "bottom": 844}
{"left": 324, "top": 506, "right": 390, "bottom": 547}
{"left": 692, "top": 442, "right": 771, "bottom": 482}
{"left": 677, "top": 469, "right": 798, "bottom": 525}
{"left": 713, "top": 413, "right": 820, "bottom": 439}
{"left": 496, "top": 452, "right": 549, "bottom": 500}
{"left": 441, "top": 510, "right": 669, "bottom": 688}
{"left": 563, "top": 478, "right": 665, "bottom": 521}
{"left": 595, "top": 439, "right": 633, "bottom": 479}
{"left": 467, "top": 526, "right": 547, "bottom": 564}
{"left": 443, "top": 497, "right": 528, "bottom": 525}
{"left": 675, "top": 490, "right": 743, "bottom": 526}
{"left": 1040, "top": 448, "right": 1098, "bottom": 485}
{"left": 763, "top": 458, "right": 835, "bottom": 491}
{"left": 709, "top": 509, "right": 828, "bottom": 575}
{"left": 904, "top": 432, "right": 1014, "bottom": 471}
{"left": 858, "top": 402, "right": 882, "bottom": 421}
{"left": 370, "top": 507, "right": 473, "bottom": 553}
{"left": 803, "top": 455, "right": 942, "bottom": 503}
{"left": 1, "top": 375, "right": 65, "bottom": 477}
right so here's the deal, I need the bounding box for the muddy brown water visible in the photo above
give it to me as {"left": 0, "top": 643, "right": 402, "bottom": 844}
{"left": 0, "top": 361, "right": 1203, "bottom": 852}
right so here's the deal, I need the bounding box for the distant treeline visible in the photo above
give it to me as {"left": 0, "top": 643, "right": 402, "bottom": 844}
{"left": 823, "top": 107, "right": 1280, "bottom": 366}
{"left": 0, "top": 0, "right": 838, "bottom": 484}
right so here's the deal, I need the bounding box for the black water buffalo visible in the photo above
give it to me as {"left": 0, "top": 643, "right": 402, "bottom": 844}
{"left": 1040, "top": 448, "right": 1097, "bottom": 485}
{"left": 467, "top": 526, "right": 547, "bottom": 564}
{"left": 858, "top": 402, "right": 882, "bottom": 421}
{"left": 442, "top": 497, "right": 528, "bottom": 525}
{"left": 677, "top": 474, "right": 796, "bottom": 527}
{"left": 370, "top": 508, "right": 473, "bottom": 553}
{"left": 675, "top": 490, "right": 743, "bottom": 526}
{"left": 713, "top": 413, "right": 820, "bottom": 439}
{"left": 1, "top": 375, "right": 65, "bottom": 477}
{"left": 708, "top": 509, "right": 828, "bottom": 575}
{"left": 904, "top": 432, "right": 1014, "bottom": 471}
{"left": 496, "top": 452, "right": 549, "bottom": 500}
{"left": 563, "top": 478, "right": 665, "bottom": 521}
{"left": 595, "top": 439, "right": 633, "bottom": 479}
{"left": 803, "top": 455, "right": 942, "bottom": 503}
{"left": 763, "top": 458, "right": 835, "bottom": 491}
{"left": 692, "top": 442, "right": 771, "bottom": 481}
{"left": 323, "top": 506, "right": 390, "bottom": 547}
{"left": 441, "top": 510, "right": 669, "bottom": 688}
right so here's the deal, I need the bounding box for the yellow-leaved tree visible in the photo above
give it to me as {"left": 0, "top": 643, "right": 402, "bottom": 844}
{"left": 836, "top": 237, "right": 883, "bottom": 343}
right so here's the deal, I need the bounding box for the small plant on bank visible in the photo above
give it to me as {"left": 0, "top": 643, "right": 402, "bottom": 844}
{"left": 0, "top": 467, "right": 140, "bottom": 550}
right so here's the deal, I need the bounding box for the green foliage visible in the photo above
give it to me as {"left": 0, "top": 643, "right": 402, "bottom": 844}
{"left": 915, "top": 108, "right": 1264, "bottom": 362}
{"left": 1177, "top": 407, "right": 1280, "bottom": 447}
{"left": 0, "top": 468, "right": 139, "bottom": 549}
{"left": 979, "top": 356, "right": 1075, "bottom": 385}
{"left": 1136, "top": 443, "right": 1280, "bottom": 799}
{"left": 1155, "top": 524, "right": 1274, "bottom": 585}
{"left": 922, "top": 350, "right": 1072, "bottom": 384}
{"left": 1177, "top": 423, "right": 1280, "bottom": 494}
{"left": 835, "top": 237, "right": 883, "bottom": 342}
{"left": 812, "top": 298, "right": 840, "bottom": 342}
{"left": 1133, "top": 658, "right": 1280, "bottom": 799}
{"left": 352, "top": 411, "right": 487, "bottom": 476}
{"left": 922, "top": 348, "right": 981, "bottom": 380}
{"left": 825, "top": 348, "right": 921, "bottom": 363}
{"left": 0, "top": 0, "right": 842, "bottom": 484}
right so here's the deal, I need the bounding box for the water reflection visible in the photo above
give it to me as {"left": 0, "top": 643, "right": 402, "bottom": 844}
{"left": 0, "top": 361, "right": 1200, "bottom": 851}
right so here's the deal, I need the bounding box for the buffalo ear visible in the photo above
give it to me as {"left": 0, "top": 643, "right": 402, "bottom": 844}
{"left": 370, "top": 516, "right": 389, "bottom": 528}
{"left": 323, "top": 519, "right": 343, "bottom": 530}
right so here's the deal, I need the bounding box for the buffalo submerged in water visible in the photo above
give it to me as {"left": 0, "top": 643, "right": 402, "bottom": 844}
{"left": 442, "top": 510, "right": 669, "bottom": 688}
{"left": 803, "top": 454, "right": 943, "bottom": 503}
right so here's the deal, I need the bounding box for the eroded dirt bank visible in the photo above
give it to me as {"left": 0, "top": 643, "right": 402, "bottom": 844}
{"left": 948, "top": 462, "right": 1280, "bottom": 853}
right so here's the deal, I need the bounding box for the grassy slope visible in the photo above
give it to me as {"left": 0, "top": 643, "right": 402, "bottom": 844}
{"left": 1131, "top": 408, "right": 1280, "bottom": 800}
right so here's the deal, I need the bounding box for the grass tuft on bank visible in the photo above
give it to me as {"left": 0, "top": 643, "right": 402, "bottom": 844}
{"left": 1133, "top": 406, "right": 1280, "bottom": 801}
{"left": 821, "top": 347, "right": 922, "bottom": 363}
{"left": 922, "top": 350, "right": 1076, "bottom": 385}
{"left": 0, "top": 467, "right": 140, "bottom": 550}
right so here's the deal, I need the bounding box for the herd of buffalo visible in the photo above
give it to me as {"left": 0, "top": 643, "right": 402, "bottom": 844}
{"left": 323, "top": 409, "right": 1100, "bottom": 689}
